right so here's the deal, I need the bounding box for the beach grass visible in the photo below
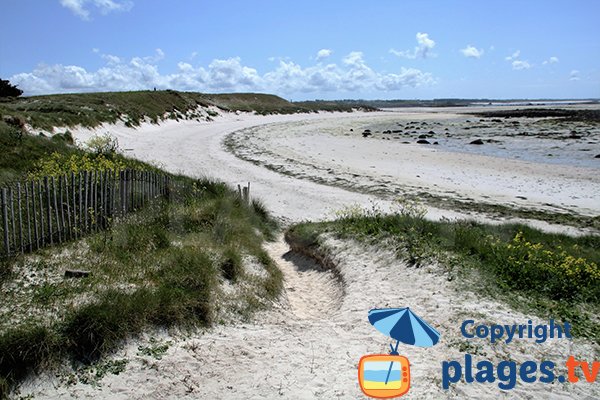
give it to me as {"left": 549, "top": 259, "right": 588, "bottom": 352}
{"left": 0, "top": 90, "right": 373, "bottom": 136}
{"left": 287, "top": 201, "right": 600, "bottom": 344}
{"left": 0, "top": 134, "right": 280, "bottom": 400}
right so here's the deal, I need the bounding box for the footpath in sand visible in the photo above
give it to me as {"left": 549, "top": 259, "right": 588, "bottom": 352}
{"left": 20, "top": 109, "right": 600, "bottom": 398}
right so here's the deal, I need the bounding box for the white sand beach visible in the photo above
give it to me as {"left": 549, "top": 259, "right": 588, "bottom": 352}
{"left": 19, "top": 106, "right": 600, "bottom": 399}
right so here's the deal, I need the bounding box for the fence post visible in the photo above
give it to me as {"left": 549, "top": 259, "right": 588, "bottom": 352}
{"left": 9, "top": 188, "right": 16, "bottom": 250}
{"left": 44, "top": 177, "right": 53, "bottom": 245}
{"left": 78, "top": 172, "right": 83, "bottom": 237}
{"left": 38, "top": 179, "right": 45, "bottom": 246}
{"left": 17, "top": 183, "right": 24, "bottom": 253}
{"left": 52, "top": 177, "right": 62, "bottom": 244}
{"left": 92, "top": 171, "right": 98, "bottom": 232}
{"left": 31, "top": 181, "right": 39, "bottom": 249}
{"left": 25, "top": 182, "right": 32, "bottom": 252}
{"left": 63, "top": 174, "right": 70, "bottom": 240}
{"left": 1, "top": 188, "right": 10, "bottom": 257}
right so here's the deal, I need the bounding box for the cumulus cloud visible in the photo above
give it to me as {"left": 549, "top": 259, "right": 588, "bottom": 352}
{"left": 505, "top": 50, "right": 520, "bottom": 61}
{"left": 389, "top": 32, "right": 436, "bottom": 59}
{"left": 512, "top": 60, "right": 531, "bottom": 70}
{"left": 542, "top": 56, "right": 559, "bottom": 65}
{"left": 316, "top": 49, "right": 332, "bottom": 61}
{"left": 460, "top": 45, "right": 484, "bottom": 59}
{"left": 505, "top": 50, "right": 531, "bottom": 70}
{"left": 10, "top": 50, "right": 436, "bottom": 96}
{"left": 569, "top": 70, "right": 580, "bottom": 81}
{"left": 60, "top": 0, "right": 133, "bottom": 20}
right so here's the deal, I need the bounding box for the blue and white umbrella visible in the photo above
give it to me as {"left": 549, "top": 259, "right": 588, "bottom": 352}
{"left": 368, "top": 307, "right": 440, "bottom": 385}
{"left": 368, "top": 307, "right": 440, "bottom": 348}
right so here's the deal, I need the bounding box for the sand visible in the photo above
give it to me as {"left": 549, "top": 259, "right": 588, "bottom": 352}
{"left": 17, "top": 107, "right": 600, "bottom": 399}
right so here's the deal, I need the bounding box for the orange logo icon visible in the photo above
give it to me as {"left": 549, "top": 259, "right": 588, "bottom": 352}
{"left": 358, "top": 354, "right": 410, "bottom": 399}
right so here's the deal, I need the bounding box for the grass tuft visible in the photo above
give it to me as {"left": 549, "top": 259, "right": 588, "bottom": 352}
{"left": 288, "top": 202, "right": 600, "bottom": 344}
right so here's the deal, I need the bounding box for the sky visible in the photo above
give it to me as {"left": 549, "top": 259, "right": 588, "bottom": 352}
{"left": 1, "top": 0, "right": 599, "bottom": 100}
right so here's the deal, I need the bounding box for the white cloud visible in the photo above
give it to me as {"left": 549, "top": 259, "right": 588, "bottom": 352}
{"left": 460, "top": 45, "right": 484, "bottom": 59}
{"left": 505, "top": 50, "right": 531, "bottom": 70}
{"left": 512, "top": 60, "right": 531, "bottom": 70}
{"left": 316, "top": 49, "right": 332, "bottom": 61}
{"left": 569, "top": 70, "right": 580, "bottom": 81}
{"left": 542, "top": 56, "right": 559, "bottom": 65}
{"left": 389, "top": 32, "right": 436, "bottom": 59}
{"left": 505, "top": 50, "right": 520, "bottom": 61}
{"left": 60, "top": 0, "right": 133, "bottom": 20}
{"left": 10, "top": 50, "right": 436, "bottom": 97}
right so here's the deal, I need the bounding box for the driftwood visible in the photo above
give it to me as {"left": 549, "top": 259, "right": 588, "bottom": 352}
{"left": 64, "top": 269, "right": 91, "bottom": 278}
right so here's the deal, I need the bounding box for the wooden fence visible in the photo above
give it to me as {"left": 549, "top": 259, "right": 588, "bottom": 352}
{"left": 1, "top": 170, "right": 171, "bottom": 258}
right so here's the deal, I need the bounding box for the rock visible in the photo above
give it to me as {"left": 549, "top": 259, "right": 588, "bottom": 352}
{"left": 350, "top": 128, "right": 353, "bottom": 131}
{"left": 595, "top": 154, "right": 600, "bottom": 158}
{"left": 362, "top": 132, "right": 372, "bottom": 137}
{"left": 392, "top": 130, "right": 402, "bottom": 133}
{"left": 470, "top": 139, "right": 484, "bottom": 145}
{"left": 569, "top": 131, "right": 582, "bottom": 139}
{"left": 383, "top": 130, "right": 391, "bottom": 134}
{"left": 417, "top": 139, "right": 431, "bottom": 144}
{"left": 428, "top": 130, "right": 435, "bottom": 134}
{"left": 65, "top": 269, "right": 91, "bottom": 278}
{"left": 418, "top": 134, "right": 428, "bottom": 139}
{"left": 433, "top": 141, "right": 439, "bottom": 145}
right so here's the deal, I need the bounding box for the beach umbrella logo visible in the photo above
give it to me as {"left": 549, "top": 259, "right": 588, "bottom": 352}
{"left": 358, "top": 307, "right": 441, "bottom": 399}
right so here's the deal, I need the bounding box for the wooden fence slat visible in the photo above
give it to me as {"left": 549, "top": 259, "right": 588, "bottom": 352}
{"left": 82, "top": 171, "right": 90, "bottom": 232}
{"left": 25, "top": 182, "right": 32, "bottom": 252}
{"left": 59, "top": 176, "right": 66, "bottom": 241}
{"left": 119, "top": 170, "right": 125, "bottom": 216}
{"left": 1, "top": 188, "right": 9, "bottom": 257}
{"left": 39, "top": 179, "right": 45, "bottom": 246}
{"left": 44, "top": 177, "right": 53, "bottom": 245}
{"left": 52, "top": 177, "right": 62, "bottom": 244}
{"left": 64, "top": 174, "right": 72, "bottom": 240}
{"left": 9, "top": 188, "right": 16, "bottom": 250}
{"left": 77, "top": 172, "right": 82, "bottom": 238}
{"left": 92, "top": 171, "right": 97, "bottom": 231}
{"left": 31, "top": 181, "right": 39, "bottom": 249}
{"left": 17, "top": 184, "right": 24, "bottom": 253}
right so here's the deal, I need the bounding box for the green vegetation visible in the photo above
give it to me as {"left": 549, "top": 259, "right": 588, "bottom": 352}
{"left": 0, "top": 123, "right": 152, "bottom": 186}
{"left": 0, "top": 101, "right": 282, "bottom": 397}
{"left": 287, "top": 201, "right": 600, "bottom": 344}
{"left": 0, "top": 177, "right": 280, "bottom": 397}
{"left": 0, "top": 90, "right": 374, "bottom": 137}
{"left": 0, "top": 79, "right": 23, "bottom": 98}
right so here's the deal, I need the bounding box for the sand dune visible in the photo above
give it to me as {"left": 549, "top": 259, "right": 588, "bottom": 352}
{"left": 19, "top": 107, "right": 599, "bottom": 398}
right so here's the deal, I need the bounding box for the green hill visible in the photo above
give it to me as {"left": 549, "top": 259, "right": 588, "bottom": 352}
{"left": 0, "top": 90, "right": 373, "bottom": 135}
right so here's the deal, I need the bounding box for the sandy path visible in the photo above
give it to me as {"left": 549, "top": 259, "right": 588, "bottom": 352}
{"left": 21, "top": 236, "right": 599, "bottom": 399}
{"left": 263, "top": 236, "right": 343, "bottom": 320}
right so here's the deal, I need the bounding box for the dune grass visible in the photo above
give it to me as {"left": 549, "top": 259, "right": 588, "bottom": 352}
{"left": 0, "top": 175, "right": 281, "bottom": 398}
{"left": 0, "top": 90, "right": 371, "bottom": 137}
{"left": 287, "top": 202, "right": 600, "bottom": 344}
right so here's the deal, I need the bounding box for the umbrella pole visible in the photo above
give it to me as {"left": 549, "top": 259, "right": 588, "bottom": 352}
{"left": 384, "top": 340, "right": 401, "bottom": 385}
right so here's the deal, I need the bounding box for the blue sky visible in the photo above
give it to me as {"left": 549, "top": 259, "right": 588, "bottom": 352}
{"left": 1, "top": 0, "right": 599, "bottom": 99}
